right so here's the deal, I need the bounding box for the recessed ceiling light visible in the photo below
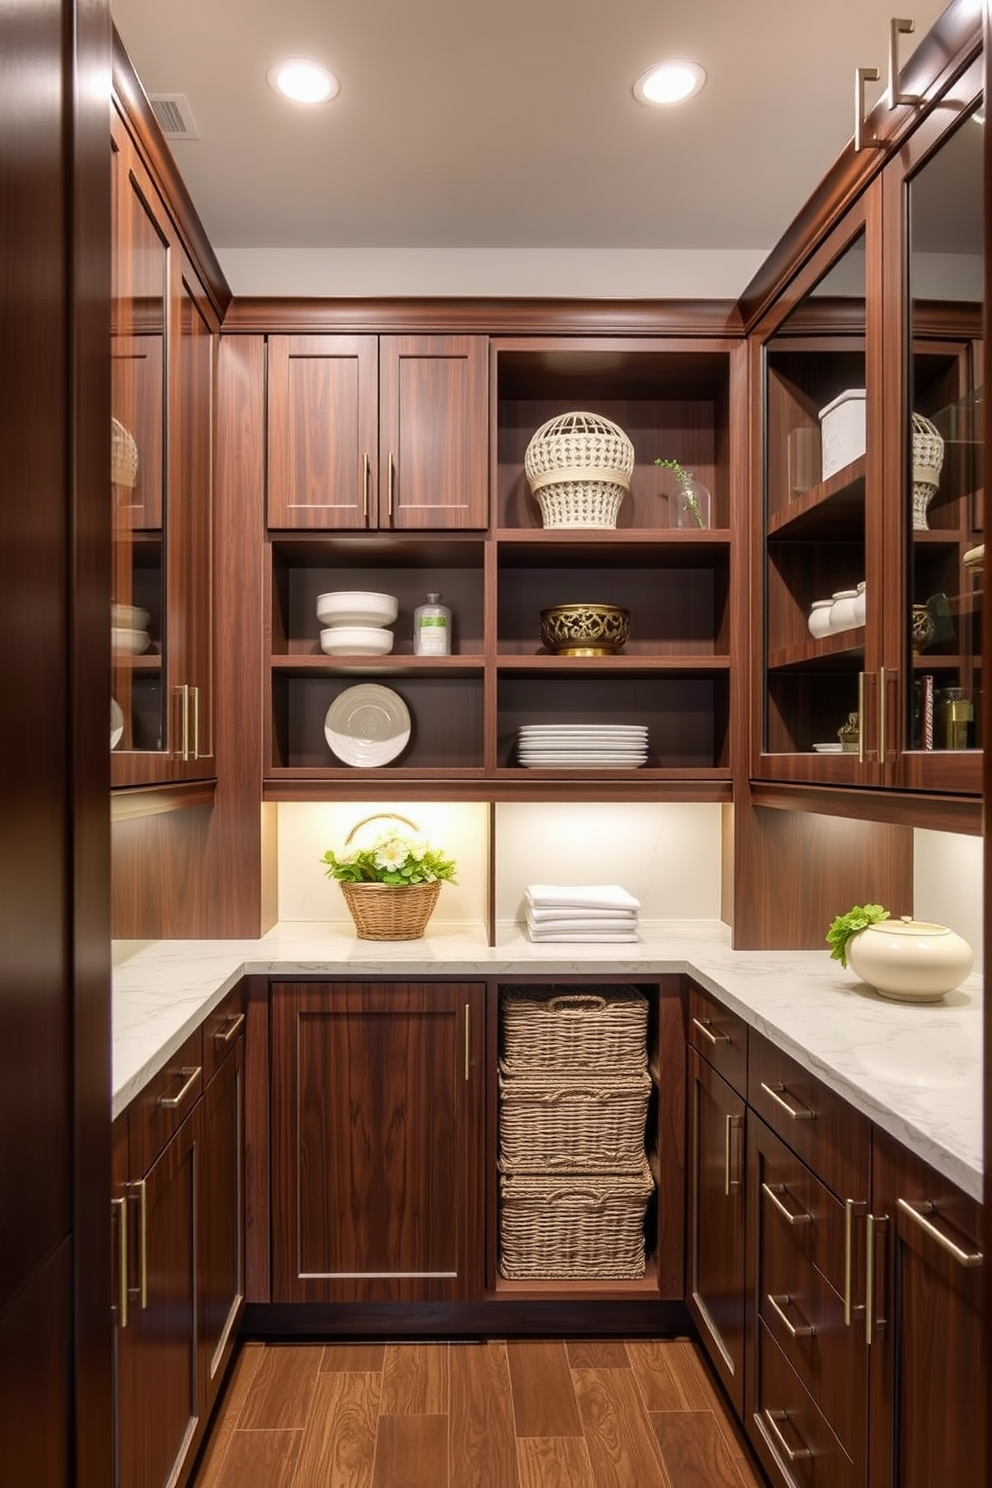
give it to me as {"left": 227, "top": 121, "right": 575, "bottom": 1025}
{"left": 633, "top": 59, "right": 706, "bottom": 107}
{"left": 266, "top": 58, "right": 339, "bottom": 105}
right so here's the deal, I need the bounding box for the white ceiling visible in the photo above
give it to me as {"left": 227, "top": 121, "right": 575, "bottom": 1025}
{"left": 110, "top": 0, "right": 953, "bottom": 298}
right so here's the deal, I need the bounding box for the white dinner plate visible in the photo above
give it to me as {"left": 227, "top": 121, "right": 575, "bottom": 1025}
{"left": 519, "top": 724, "right": 647, "bottom": 736}
{"left": 110, "top": 697, "right": 124, "bottom": 750}
{"left": 521, "top": 756, "right": 648, "bottom": 769}
{"left": 812, "top": 742, "right": 843, "bottom": 753}
{"left": 324, "top": 684, "right": 411, "bottom": 767}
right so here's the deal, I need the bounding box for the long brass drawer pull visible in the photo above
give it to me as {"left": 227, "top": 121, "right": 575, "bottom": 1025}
{"left": 724, "top": 1113, "right": 742, "bottom": 1196}
{"left": 125, "top": 1179, "right": 148, "bottom": 1309}
{"left": 762, "top": 1181, "right": 813, "bottom": 1226}
{"left": 897, "top": 1198, "right": 984, "bottom": 1267}
{"left": 157, "top": 1065, "right": 201, "bottom": 1110}
{"left": 692, "top": 1016, "right": 729, "bottom": 1046}
{"left": 760, "top": 1081, "right": 814, "bottom": 1121}
{"left": 464, "top": 1004, "right": 470, "bottom": 1082}
{"left": 112, "top": 1196, "right": 128, "bottom": 1329}
{"left": 844, "top": 1197, "right": 867, "bottom": 1325}
{"left": 214, "top": 1013, "right": 245, "bottom": 1045}
{"left": 866, "top": 1211, "right": 888, "bottom": 1345}
{"left": 767, "top": 1292, "right": 815, "bottom": 1338}
{"left": 362, "top": 451, "right": 370, "bottom": 521}
{"left": 387, "top": 453, "right": 395, "bottom": 521}
{"left": 763, "top": 1408, "right": 812, "bottom": 1462}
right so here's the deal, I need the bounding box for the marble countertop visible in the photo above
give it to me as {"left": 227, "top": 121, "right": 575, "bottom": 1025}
{"left": 112, "top": 919, "right": 984, "bottom": 1201}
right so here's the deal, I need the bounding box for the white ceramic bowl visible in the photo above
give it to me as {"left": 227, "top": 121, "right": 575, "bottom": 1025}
{"left": 320, "top": 626, "right": 395, "bottom": 656}
{"left": 829, "top": 589, "right": 860, "bottom": 632}
{"left": 847, "top": 917, "right": 974, "bottom": 1002}
{"left": 111, "top": 602, "right": 150, "bottom": 631}
{"left": 315, "top": 591, "right": 398, "bottom": 628}
{"left": 111, "top": 627, "right": 150, "bottom": 656}
{"left": 808, "top": 599, "right": 834, "bottom": 639}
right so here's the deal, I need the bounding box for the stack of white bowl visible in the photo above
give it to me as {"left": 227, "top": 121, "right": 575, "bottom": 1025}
{"left": 316, "top": 591, "right": 399, "bottom": 655}
{"left": 111, "top": 603, "right": 151, "bottom": 655}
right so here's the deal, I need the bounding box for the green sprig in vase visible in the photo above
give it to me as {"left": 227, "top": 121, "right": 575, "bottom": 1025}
{"left": 654, "top": 457, "right": 712, "bottom": 530}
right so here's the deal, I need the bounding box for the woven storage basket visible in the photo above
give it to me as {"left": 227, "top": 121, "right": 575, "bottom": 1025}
{"left": 498, "top": 1068, "right": 650, "bottom": 1173}
{"left": 911, "top": 412, "right": 945, "bottom": 530}
{"left": 500, "top": 987, "right": 647, "bottom": 1073}
{"left": 524, "top": 411, "right": 634, "bottom": 530}
{"left": 111, "top": 416, "right": 138, "bottom": 489}
{"left": 339, "top": 879, "right": 440, "bottom": 940}
{"left": 498, "top": 1160, "right": 654, "bottom": 1279}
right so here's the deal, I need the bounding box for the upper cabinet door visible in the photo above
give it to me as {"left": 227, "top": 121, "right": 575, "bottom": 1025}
{"left": 266, "top": 334, "right": 378, "bottom": 529}
{"left": 378, "top": 335, "right": 489, "bottom": 529}
{"left": 883, "top": 54, "right": 984, "bottom": 796}
{"left": 756, "top": 197, "right": 885, "bottom": 786}
{"left": 266, "top": 333, "right": 489, "bottom": 530}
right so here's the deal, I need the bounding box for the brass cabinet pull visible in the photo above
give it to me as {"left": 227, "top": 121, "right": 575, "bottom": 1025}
{"left": 878, "top": 665, "right": 888, "bottom": 764}
{"left": 173, "top": 683, "right": 191, "bottom": 761}
{"left": 112, "top": 1195, "right": 128, "bottom": 1329}
{"left": 844, "top": 1198, "right": 867, "bottom": 1325}
{"left": 762, "top": 1408, "right": 812, "bottom": 1462}
{"left": 857, "top": 670, "right": 866, "bottom": 764}
{"left": 897, "top": 1197, "right": 984, "bottom": 1267}
{"left": 692, "top": 1015, "right": 729, "bottom": 1046}
{"left": 126, "top": 1179, "right": 148, "bottom": 1309}
{"left": 214, "top": 1012, "right": 245, "bottom": 1045}
{"left": 866, "top": 1211, "right": 889, "bottom": 1344}
{"left": 762, "top": 1180, "right": 813, "bottom": 1227}
{"left": 724, "top": 1113, "right": 742, "bottom": 1196}
{"left": 855, "top": 66, "right": 883, "bottom": 152}
{"left": 760, "top": 1081, "right": 814, "bottom": 1122}
{"left": 767, "top": 1292, "right": 815, "bottom": 1339}
{"left": 362, "top": 451, "right": 370, "bottom": 521}
{"left": 191, "top": 685, "right": 200, "bottom": 760}
{"left": 888, "top": 17, "right": 918, "bottom": 107}
{"left": 464, "top": 1004, "right": 470, "bottom": 1081}
{"left": 157, "top": 1064, "right": 201, "bottom": 1110}
{"left": 387, "top": 453, "right": 395, "bottom": 522}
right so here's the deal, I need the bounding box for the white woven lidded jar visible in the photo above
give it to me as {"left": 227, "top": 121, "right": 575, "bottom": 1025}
{"left": 524, "top": 410, "right": 635, "bottom": 529}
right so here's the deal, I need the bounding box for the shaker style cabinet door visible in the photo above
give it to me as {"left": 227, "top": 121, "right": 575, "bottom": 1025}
{"left": 270, "top": 980, "right": 486, "bottom": 1303}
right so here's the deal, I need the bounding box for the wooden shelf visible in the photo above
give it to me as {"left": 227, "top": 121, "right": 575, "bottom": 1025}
{"left": 767, "top": 627, "right": 865, "bottom": 671}
{"left": 767, "top": 457, "right": 866, "bottom": 539}
{"left": 495, "top": 654, "right": 730, "bottom": 672}
{"left": 269, "top": 653, "right": 485, "bottom": 673}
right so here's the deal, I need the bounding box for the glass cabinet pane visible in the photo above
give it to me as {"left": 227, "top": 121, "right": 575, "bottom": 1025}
{"left": 111, "top": 140, "right": 168, "bottom": 757}
{"left": 763, "top": 231, "right": 869, "bottom": 760}
{"left": 905, "top": 101, "right": 984, "bottom": 761}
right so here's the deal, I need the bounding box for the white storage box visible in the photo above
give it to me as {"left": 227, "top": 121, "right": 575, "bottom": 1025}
{"left": 818, "top": 388, "right": 866, "bottom": 481}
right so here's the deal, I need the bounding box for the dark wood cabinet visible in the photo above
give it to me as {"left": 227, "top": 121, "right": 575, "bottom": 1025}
{"left": 270, "top": 979, "right": 486, "bottom": 1303}
{"left": 198, "top": 995, "right": 245, "bottom": 1418}
{"left": 110, "top": 104, "right": 217, "bottom": 785}
{"left": 868, "top": 1130, "right": 985, "bottom": 1488}
{"left": 267, "top": 333, "right": 488, "bottom": 530}
{"left": 687, "top": 1046, "right": 746, "bottom": 1413}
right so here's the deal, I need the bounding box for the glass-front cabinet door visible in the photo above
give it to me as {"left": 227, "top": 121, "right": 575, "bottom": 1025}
{"left": 757, "top": 197, "right": 885, "bottom": 784}
{"left": 885, "top": 53, "right": 984, "bottom": 795}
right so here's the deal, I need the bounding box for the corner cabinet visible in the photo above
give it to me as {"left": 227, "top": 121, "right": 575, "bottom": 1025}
{"left": 266, "top": 334, "right": 489, "bottom": 530}
{"left": 110, "top": 103, "right": 216, "bottom": 787}
{"left": 751, "top": 43, "right": 983, "bottom": 804}
{"left": 269, "top": 980, "right": 486, "bottom": 1303}
{"left": 261, "top": 335, "right": 744, "bottom": 797}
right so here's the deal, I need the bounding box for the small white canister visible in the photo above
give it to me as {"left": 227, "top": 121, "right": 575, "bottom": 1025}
{"left": 846, "top": 916, "right": 973, "bottom": 1002}
{"left": 808, "top": 599, "right": 834, "bottom": 639}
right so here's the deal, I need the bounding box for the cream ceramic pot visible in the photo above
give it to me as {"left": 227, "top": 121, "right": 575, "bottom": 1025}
{"left": 846, "top": 916, "right": 974, "bottom": 1003}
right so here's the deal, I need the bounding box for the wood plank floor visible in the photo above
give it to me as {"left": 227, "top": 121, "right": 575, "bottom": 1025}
{"left": 190, "top": 1337, "right": 767, "bottom": 1488}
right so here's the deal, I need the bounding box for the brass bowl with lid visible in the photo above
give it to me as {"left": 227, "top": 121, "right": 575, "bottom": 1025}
{"left": 539, "top": 603, "right": 630, "bottom": 657}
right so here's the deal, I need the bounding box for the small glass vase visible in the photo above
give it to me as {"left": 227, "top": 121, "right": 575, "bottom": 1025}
{"left": 671, "top": 471, "right": 712, "bottom": 529}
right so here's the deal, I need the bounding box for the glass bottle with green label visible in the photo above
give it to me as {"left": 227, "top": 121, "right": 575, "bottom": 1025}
{"left": 414, "top": 593, "right": 452, "bottom": 656}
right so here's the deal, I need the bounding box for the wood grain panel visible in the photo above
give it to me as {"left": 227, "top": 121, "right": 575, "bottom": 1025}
{"left": 449, "top": 1341, "right": 518, "bottom": 1488}
{"left": 371, "top": 1415, "right": 448, "bottom": 1488}
{"left": 236, "top": 1345, "right": 324, "bottom": 1430}
{"left": 507, "top": 1340, "right": 582, "bottom": 1438}
{"left": 293, "top": 1371, "right": 381, "bottom": 1488}
{"left": 516, "top": 1436, "right": 597, "bottom": 1488}
{"left": 380, "top": 1343, "right": 448, "bottom": 1415}
{"left": 322, "top": 1343, "right": 387, "bottom": 1373}
{"left": 205, "top": 1430, "right": 302, "bottom": 1488}
{"left": 565, "top": 1340, "right": 631, "bottom": 1369}
{"left": 649, "top": 1411, "right": 750, "bottom": 1488}
{"left": 0, "top": 1241, "right": 72, "bottom": 1488}
{"left": 657, "top": 975, "right": 688, "bottom": 1300}
{"left": 572, "top": 1368, "right": 672, "bottom": 1487}
{"left": 626, "top": 1340, "right": 715, "bottom": 1413}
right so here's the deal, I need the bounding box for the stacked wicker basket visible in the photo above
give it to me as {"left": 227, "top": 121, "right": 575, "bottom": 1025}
{"left": 497, "top": 985, "right": 654, "bottom": 1280}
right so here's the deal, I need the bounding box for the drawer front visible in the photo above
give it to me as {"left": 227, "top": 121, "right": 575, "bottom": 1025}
{"left": 128, "top": 1027, "right": 204, "bottom": 1177}
{"left": 753, "top": 1120, "right": 866, "bottom": 1463}
{"left": 752, "top": 1320, "right": 857, "bottom": 1488}
{"left": 749, "top": 1032, "right": 869, "bottom": 1200}
{"left": 201, "top": 981, "right": 247, "bottom": 1086}
{"left": 688, "top": 981, "right": 747, "bottom": 1095}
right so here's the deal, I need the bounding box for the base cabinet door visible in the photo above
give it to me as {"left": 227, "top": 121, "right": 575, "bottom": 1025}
{"left": 198, "top": 1029, "right": 244, "bottom": 1418}
{"left": 686, "top": 1046, "right": 746, "bottom": 1414}
{"left": 868, "top": 1131, "right": 985, "bottom": 1488}
{"left": 271, "top": 980, "right": 486, "bottom": 1303}
{"left": 118, "top": 1112, "right": 200, "bottom": 1488}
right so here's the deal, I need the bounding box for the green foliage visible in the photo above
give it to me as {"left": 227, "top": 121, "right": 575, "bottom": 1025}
{"left": 825, "top": 903, "right": 890, "bottom": 968}
{"left": 654, "top": 457, "right": 704, "bottom": 528}
{"left": 321, "top": 826, "right": 457, "bottom": 887}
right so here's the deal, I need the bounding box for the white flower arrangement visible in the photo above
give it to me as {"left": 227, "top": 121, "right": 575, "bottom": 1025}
{"left": 321, "top": 823, "right": 457, "bottom": 886}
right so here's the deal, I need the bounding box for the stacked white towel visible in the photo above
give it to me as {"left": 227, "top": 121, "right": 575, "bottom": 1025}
{"left": 524, "top": 884, "right": 641, "bottom": 942}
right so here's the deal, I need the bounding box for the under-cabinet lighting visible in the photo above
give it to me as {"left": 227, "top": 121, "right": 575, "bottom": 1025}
{"left": 267, "top": 58, "right": 339, "bottom": 104}
{"left": 633, "top": 59, "right": 706, "bottom": 107}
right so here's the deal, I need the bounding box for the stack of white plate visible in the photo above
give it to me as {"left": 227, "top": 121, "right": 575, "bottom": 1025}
{"left": 111, "top": 603, "right": 151, "bottom": 656}
{"left": 517, "top": 723, "right": 649, "bottom": 769}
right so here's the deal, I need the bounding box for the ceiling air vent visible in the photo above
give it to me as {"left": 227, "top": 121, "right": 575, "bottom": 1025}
{"left": 148, "top": 93, "right": 200, "bottom": 141}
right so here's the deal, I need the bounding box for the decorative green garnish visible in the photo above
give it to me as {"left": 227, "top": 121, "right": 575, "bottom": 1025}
{"left": 655, "top": 457, "right": 705, "bottom": 528}
{"left": 826, "top": 903, "right": 890, "bottom": 968}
